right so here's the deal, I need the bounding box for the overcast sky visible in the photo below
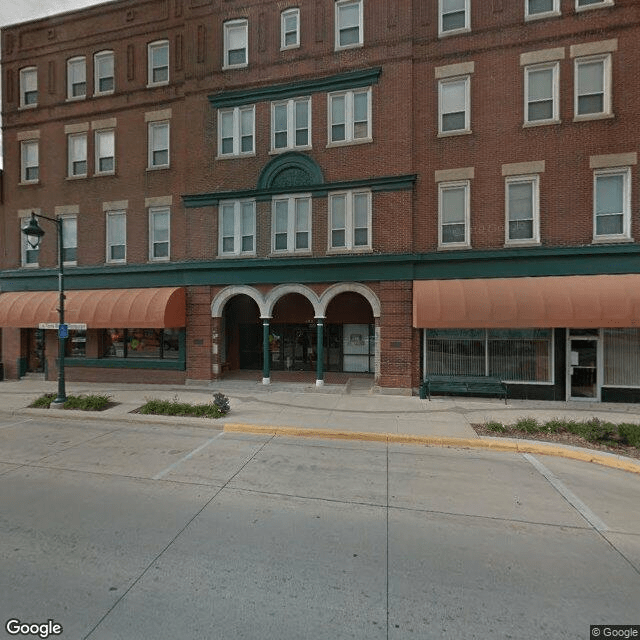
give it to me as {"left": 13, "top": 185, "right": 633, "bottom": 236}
{"left": 0, "top": 1, "right": 109, "bottom": 168}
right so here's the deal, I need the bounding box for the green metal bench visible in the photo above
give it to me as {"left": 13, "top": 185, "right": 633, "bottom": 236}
{"left": 420, "top": 374, "right": 508, "bottom": 404}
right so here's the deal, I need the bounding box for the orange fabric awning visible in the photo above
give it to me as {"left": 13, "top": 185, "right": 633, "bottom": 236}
{"left": 413, "top": 275, "right": 640, "bottom": 328}
{"left": 0, "top": 287, "right": 186, "bottom": 328}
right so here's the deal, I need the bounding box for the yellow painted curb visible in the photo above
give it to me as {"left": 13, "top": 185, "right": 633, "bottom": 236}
{"left": 223, "top": 423, "right": 640, "bottom": 475}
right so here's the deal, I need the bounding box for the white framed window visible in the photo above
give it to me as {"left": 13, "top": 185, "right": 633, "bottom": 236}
{"left": 593, "top": 167, "right": 631, "bottom": 240}
{"left": 335, "top": 0, "right": 363, "bottom": 50}
{"left": 439, "top": 76, "right": 470, "bottom": 134}
{"left": 21, "top": 140, "right": 39, "bottom": 183}
{"left": 106, "top": 211, "right": 126, "bottom": 263}
{"left": 148, "top": 121, "right": 169, "bottom": 168}
{"left": 95, "top": 129, "right": 115, "bottom": 175}
{"left": 21, "top": 217, "right": 40, "bottom": 267}
{"left": 328, "top": 88, "right": 371, "bottom": 145}
{"left": 438, "top": 181, "right": 470, "bottom": 248}
{"left": 272, "top": 98, "right": 311, "bottom": 151}
{"left": 19, "top": 67, "right": 38, "bottom": 108}
{"left": 576, "top": 0, "right": 614, "bottom": 11}
{"left": 439, "top": 0, "right": 470, "bottom": 36}
{"left": 281, "top": 8, "right": 300, "bottom": 50}
{"left": 525, "top": 0, "right": 560, "bottom": 19}
{"left": 329, "top": 190, "right": 371, "bottom": 251}
{"left": 149, "top": 207, "right": 170, "bottom": 261}
{"left": 525, "top": 63, "right": 559, "bottom": 124}
{"left": 224, "top": 19, "right": 248, "bottom": 69}
{"left": 68, "top": 133, "right": 87, "bottom": 178}
{"left": 67, "top": 57, "right": 86, "bottom": 99}
{"left": 218, "top": 106, "right": 255, "bottom": 156}
{"left": 94, "top": 50, "right": 114, "bottom": 95}
{"left": 61, "top": 216, "right": 78, "bottom": 265}
{"left": 505, "top": 175, "right": 540, "bottom": 244}
{"left": 219, "top": 200, "right": 256, "bottom": 256}
{"left": 575, "top": 54, "right": 612, "bottom": 119}
{"left": 272, "top": 195, "right": 311, "bottom": 253}
{"left": 148, "top": 40, "right": 169, "bottom": 86}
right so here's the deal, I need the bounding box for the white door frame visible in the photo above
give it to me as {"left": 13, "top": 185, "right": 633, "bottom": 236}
{"left": 566, "top": 330, "right": 602, "bottom": 401}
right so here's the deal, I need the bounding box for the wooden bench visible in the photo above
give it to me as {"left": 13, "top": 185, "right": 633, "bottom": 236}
{"left": 420, "top": 375, "right": 508, "bottom": 404}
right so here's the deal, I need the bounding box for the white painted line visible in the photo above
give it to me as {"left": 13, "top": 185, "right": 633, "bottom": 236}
{"left": 153, "top": 432, "right": 225, "bottom": 480}
{"left": 0, "top": 418, "right": 34, "bottom": 430}
{"left": 523, "top": 453, "right": 608, "bottom": 532}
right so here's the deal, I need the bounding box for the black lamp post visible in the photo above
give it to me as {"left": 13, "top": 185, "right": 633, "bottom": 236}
{"left": 22, "top": 212, "right": 67, "bottom": 405}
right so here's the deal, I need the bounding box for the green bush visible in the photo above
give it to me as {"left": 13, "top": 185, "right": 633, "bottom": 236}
{"left": 514, "top": 417, "right": 540, "bottom": 433}
{"left": 618, "top": 423, "right": 640, "bottom": 448}
{"left": 485, "top": 421, "right": 507, "bottom": 433}
{"left": 29, "top": 393, "right": 57, "bottom": 408}
{"left": 29, "top": 393, "right": 111, "bottom": 410}
{"left": 139, "top": 398, "right": 224, "bottom": 419}
{"left": 565, "top": 418, "right": 617, "bottom": 444}
{"left": 213, "top": 392, "right": 230, "bottom": 415}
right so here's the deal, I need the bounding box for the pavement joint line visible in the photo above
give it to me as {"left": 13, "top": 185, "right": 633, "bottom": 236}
{"left": 522, "top": 453, "right": 609, "bottom": 532}
{"left": 153, "top": 432, "right": 226, "bottom": 480}
{"left": 0, "top": 418, "right": 33, "bottom": 430}
{"left": 223, "top": 423, "right": 640, "bottom": 475}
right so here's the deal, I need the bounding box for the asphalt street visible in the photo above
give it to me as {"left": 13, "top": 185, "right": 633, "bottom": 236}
{"left": 0, "top": 412, "right": 639, "bottom": 640}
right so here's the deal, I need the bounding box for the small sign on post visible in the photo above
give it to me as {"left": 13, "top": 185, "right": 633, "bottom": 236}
{"left": 39, "top": 323, "right": 87, "bottom": 331}
{"left": 58, "top": 324, "right": 68, "bottom": 339}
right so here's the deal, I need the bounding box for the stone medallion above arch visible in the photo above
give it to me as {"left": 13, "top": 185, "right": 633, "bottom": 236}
{"left": 319, "top": 283, "right": 381, "bottom": 318}
{"left": 211, "top": 285, "right": 268, "bottom": 318}
{"left": 257, "top": 152, "right": 324, "bottom": 192}
{"left": 264, "top": 283, "right": 323, "bottom": 318}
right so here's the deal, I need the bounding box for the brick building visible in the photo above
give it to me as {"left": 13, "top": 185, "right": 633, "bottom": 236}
{"left": 1, "top": 0, "right": 640, "bottom": 401}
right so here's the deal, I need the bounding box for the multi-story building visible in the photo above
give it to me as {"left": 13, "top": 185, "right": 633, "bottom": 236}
{"left": 1, "top": 0, "right": 639, "bottom": 401}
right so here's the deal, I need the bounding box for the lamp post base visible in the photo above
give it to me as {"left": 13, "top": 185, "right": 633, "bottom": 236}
{"left": 50, "top": 400, "right": 66, "bottom": 409}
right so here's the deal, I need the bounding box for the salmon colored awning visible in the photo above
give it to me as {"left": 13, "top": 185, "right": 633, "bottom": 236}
{"left": 0, "top": 287, "right": 186, "bottom": 328}
{"left": 413, "top": 275, "right": 640, "bottom": 328}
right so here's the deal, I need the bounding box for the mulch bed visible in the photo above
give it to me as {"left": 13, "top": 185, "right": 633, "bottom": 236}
{"left": 472, "top": 424, "right": 640, "bottom": 460}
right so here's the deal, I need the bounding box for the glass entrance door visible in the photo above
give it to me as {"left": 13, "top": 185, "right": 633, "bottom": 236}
{"left": 568, "top": 338, "right": 598, "bottom": 399}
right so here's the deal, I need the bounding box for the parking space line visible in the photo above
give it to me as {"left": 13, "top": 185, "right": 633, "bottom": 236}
{"left": 523, "top": 453, "right": 608, "bottom": 532}
{"left": 153, "top": 432, "right": 225, "bottom": 480}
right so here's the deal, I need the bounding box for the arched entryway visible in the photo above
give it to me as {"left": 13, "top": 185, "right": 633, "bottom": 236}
{"left": 221, "top": 294, "right": 262, "bottom": 371}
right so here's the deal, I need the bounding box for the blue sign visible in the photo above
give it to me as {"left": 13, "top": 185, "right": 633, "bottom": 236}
{"left": 58, "top": 324, "right": 68, "bottom": 338}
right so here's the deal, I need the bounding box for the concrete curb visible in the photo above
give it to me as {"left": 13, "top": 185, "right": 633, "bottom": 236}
{"left": 223, "top": 423, "right": 640, "bottom": 475}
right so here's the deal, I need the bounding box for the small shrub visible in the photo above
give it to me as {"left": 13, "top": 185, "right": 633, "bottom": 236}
{"left": 567, "top": 418, "right": 617, "bottom": 443}
{"left": 485, "top": 421, "right": 507, "bottom": 433}
{"left": 138, "top": 398, "right": 224, "bottom": 419}
{"left": 514, "top": 417, "right": 540, "bottom": 433}
{"left": 63, "top": 394, "right": 111, "bottom": 411}
{"left": 617, "top": 423, "right": 640, "bottom": 448}
{"left": 29, "top": 393, "right": 56, "bottom": 408}
{"left": 213, "top": 392, "right": 230, "bottom": 415}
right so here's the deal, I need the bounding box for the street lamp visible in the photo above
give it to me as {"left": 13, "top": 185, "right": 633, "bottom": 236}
{"left": 22, "top": 212, "right": 67, "bottom": 405}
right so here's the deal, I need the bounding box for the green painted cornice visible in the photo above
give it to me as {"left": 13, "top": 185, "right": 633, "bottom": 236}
{"left": 2, "top": 243, "right": 640, "bottom": 293}
{"left": 183, "top": 174, "right": 418, "bottom": 207}
{"left": 208, "top": 67, "right": 382, "bottom": 108}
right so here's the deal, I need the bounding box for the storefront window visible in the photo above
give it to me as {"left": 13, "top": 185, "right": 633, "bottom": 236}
{"left": 102, "top": 328, "right": 180, "bottom": 359}
{"left": 604, "top": 328, "right": 640, "bottom": 387}
{"left": 67, "top": 330, "right": 86, "bottom": 357}
{"left": 424, "top": 328, "right": 552, "bottom": 383}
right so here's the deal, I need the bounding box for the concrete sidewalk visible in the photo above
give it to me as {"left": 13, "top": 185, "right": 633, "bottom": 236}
{"left": 2, "top": 376, "right": 640, "bottom": 473}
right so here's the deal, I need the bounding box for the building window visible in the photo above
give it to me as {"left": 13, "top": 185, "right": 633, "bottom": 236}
{"left": 439, "top": 181, "right": 470, "bottom": 247}
{"left": 328, "top": 88, "right": 371, "bottom": 144}
{"left": 224, "top": 19, "right": 248, "bottom": 68}
{"left": 102, "top": 328, "right": 180, "bottom": 360}
{"left": 67, "top": 57, "right": 86, "bottom": 99}
{"left": 525, "top": 63, "right": 559, "bottom": 124}
{"left": 21, "top": 218, "right": 39, "bottom": 266}
{"left": 95, "top": 129, "right": 115, "bottom": 174}
{"left": 525, "top": 0, "right": 560, "bottom": 19}
{"left": 272, "top": 98, "right": 311, "bottom": 151}
{"left": 335, "top": 0, "right": 363, "bottom": 50}
{"left": 439, "top": 76, "right": 470, "bottom": 134}
{"left": 575, "top": 55, "right": 611, "bottom": 119}
{"left": 281, "top": 8, "right": 300, "bottom": 49}
{"left": 593, "top": 167, "right": 631, "bottom": 240}
{"left": 19, "top": 67, "right": 38, "bottom": 108}
{"left": 106, "top": 211, "right": 126, "bottom": 263}
{"left": 272, "top": 196, "right": 311, "bottom": 253}
{"left": 21, "top": 140, "right": 39, "bottom": 183}
{"left": 604, "top": 329, "right": 640, "bottom": 387}
{"left": 149, "top": 207, "right": 170, "bottom": 260}
{"left": 61, "top": 217, "right": 77, "bottom": 264}
{"left": 505, "top": 176, "right": 540, "bottom": 244}
{"left": 439, "top": 0, "right": 470, "bottom": 36}
{"left": 329, "top": 191, "right": 371, "bottom": 251}
{"left": 576, "top": 0, "right": 614, "bottom": 10}
{"left": 68, "top": 133, "right": 87, "bottom": 178}
{"left": 148, "top": 40, "right": 169, "bottom": 85}
{"left": 94, "top": 50, "right": 114, "bottom": 94}
{"left": 218, "top": 106, "right": 255, "bottom": 156}
{"left": 148, "top": 121, "right": 169, "bottom": 168}
{"left": 219, "top": 200, "right": 255, "bottom": 256}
